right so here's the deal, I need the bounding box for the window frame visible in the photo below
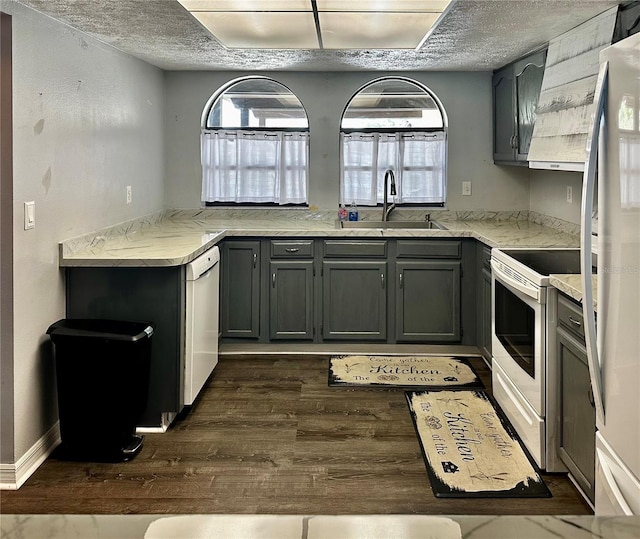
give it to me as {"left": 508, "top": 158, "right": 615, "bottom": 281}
{"left": 201, "top": 76, "right": 310, "bottom": 207}
{"left": 339, "top": 77, "right": 448, "bottom": 208}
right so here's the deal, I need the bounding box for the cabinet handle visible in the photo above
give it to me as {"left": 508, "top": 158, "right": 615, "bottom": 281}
{"left": 569, "top": 316, "right": 582, "bottom": 328}
{"left": 588, "top": 387, "right": 595, "bottom": 407}
{"left": 272, "top": 273, "right": 276, "bottom": 288}
{"left": 513, "top": 134, "right": 518, "bottom": 149}
{"left": 285, "top": 248, "right": 299, "bottom": 253}
{"left": 253, "top": 253, "right": 257, "bottom": 268}
{"left": 509, "top": 135, "right": 514, "bottom": 148}
{"left": 381, "top": 273, "right": 385, "bottom": 289}
{"left": 399, "top": 273, "right": 403, "bottom": 289}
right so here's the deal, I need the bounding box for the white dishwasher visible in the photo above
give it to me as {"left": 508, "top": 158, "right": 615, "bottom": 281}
{"left": 184, "top": 246, "right": 220, "bottom": 405}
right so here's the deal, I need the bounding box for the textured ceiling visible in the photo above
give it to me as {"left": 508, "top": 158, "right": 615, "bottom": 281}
{"left": 15, "top": 0, "right": 623, "bottom": 71}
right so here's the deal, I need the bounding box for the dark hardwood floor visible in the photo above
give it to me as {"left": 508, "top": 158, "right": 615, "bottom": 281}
{"left": 1, "top": 355, "right": 592, "bottom": 515}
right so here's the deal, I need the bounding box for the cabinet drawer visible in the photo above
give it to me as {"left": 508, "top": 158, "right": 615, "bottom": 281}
{"left": 270, "top": 240, "right": 314, "bottom": 258}
{"left": 396, "top": 240, "right": 461, "bottom": 259}
{"left": 557, "top": 293, "right": 585, "bottom": 342}
{"left": 323, "top": 240, "right": 387, "bottom": 258}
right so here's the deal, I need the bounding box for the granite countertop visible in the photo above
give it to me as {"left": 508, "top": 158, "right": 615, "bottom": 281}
{"left": 59, "top": 209, "right": 581, "bottom": 268}
{"left": 550, "top": 274, "right": 598, "bottom": 310}
{"left": 2, "top": 514, "right": 639, "bottom": 539}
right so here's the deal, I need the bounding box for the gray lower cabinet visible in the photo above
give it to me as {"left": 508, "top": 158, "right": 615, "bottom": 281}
{"left": 395, "top": 239, "right": 462, "bottom": 343}
{"left": 65, "top": 266, "right": 184, "bottom": 428}
{"left": 476, "top": 245, "right": 492, "bottom": 363}
{"left": 395, "top": 260, "right": 461, "bottom": 342}
{"left": 321, "top": 240, "right": 387, "bottom": 341}
{"left": 322, "top": 259, "right": 387, "bottom": 341}
{"left": 221, "top": 240, "right": 261, "bottom": 339}
{"left": 556, "top": 293, "right": 595, "bottom": 502}
{"left": 269, "top": 260, "right": 314, "bottom": 340}
{"left": 220, "top": 237, "right": 475, "bottom": 345}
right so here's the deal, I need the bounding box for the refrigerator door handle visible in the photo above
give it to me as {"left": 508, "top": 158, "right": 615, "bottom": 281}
{"left": 581, "top": 60, "right": 608, "bottom": 424}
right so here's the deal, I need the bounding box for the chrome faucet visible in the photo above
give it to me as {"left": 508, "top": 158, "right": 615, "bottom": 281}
{"left": 382, "top": 169, "right": 397, "bottom": 221}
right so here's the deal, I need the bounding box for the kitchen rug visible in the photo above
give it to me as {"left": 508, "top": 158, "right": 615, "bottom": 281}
{"left": 406, "top": 390, "right": 551, "bottom": 498}
{"left": 329, "top": 355, "right": 483, "bottom": 389}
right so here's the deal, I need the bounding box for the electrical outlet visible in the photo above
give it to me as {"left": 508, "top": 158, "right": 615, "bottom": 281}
{"left": 126, "top": 186, "right": 132, "bottom": 204}
{"left": 567, "top": 185, "right": 573, "bottom": 203}
{"left": 462, "top": 181, "right": 472, "bottom": 196}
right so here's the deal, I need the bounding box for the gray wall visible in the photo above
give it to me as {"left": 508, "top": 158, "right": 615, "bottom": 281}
{"left": 1, "top": 1, "right": 165, "bottom": 469}
{"left": 530, "top": 168, "right": 584, "bottom": 225}
{"left": 164, "top": 71, "right": 531, "bottom": 211}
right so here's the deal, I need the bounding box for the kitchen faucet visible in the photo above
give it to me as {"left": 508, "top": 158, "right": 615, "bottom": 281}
{"left": 382, "top": 169, "right": 397, "bottom": 222}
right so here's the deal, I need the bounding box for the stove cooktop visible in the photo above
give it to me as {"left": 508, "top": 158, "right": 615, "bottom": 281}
{"left": 499, "top": 249, "right": 582, "bottom": 276}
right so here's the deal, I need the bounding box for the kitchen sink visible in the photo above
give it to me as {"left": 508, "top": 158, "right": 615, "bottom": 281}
{"left": 338, "top": 220, "right": 448, "bottom": 230}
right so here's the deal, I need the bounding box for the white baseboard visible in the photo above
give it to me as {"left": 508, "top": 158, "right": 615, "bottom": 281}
{"left": 136, "top": 412, "right": 176, "bottom": 434}
{"left": 0, "top": 422, "right": 61, "bottom": 490}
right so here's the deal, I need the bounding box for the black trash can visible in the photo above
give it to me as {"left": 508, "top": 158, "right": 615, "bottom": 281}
{"left": 46, "top": 319, "right": 154, "bottom": 462}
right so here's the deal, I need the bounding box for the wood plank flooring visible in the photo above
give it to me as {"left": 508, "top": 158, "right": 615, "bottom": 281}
{"left": 1, "top": 355, "right": 592, "bottom": 515}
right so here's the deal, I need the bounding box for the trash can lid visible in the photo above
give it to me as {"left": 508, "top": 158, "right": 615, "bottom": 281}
{"left": 46, "top": 319, "right": 154, "bottom": 342}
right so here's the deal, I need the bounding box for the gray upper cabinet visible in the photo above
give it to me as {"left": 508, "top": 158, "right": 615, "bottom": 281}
{"left": 493, "top": 48, "right": 547, "bottom": 165}
{"left": 221, "top": 240, "right": 261, "bottom": 339}
{"left": 613, "top": 1, "right": 640, "bottom": 42}
{"left": 492, "top": 65, "right": 515, "bottom": 163}
{"left": 269, "top": 240, "right": 315, "bottom": 340}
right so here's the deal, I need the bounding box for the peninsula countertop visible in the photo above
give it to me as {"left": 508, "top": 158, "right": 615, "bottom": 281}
{"left": 59, "top": 209, "right": 580, "bottom": 268}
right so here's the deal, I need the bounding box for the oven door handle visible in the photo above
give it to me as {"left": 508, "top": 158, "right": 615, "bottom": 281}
{"left": 490, "top": 259, "right": 542, "bottom": 303}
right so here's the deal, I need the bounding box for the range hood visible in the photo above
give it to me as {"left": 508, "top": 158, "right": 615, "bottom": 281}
{"left": 528, "top": 7, "right": 618, "bottom": 172}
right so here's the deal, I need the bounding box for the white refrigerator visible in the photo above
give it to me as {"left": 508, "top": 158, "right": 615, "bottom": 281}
{"left": 581, "top": 32, "right": 640, "bottom": 515}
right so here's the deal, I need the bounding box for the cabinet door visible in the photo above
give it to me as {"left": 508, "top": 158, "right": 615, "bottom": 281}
{"left": 269, "top": 260, "right": 314, "bottom": 340}
{"left": 322, "top": 260, "right": 387, "bottom": 341}
{"left": 492, "top": 66, "right": 516, "bottom": 162}
{"left": 557, "top": 328, "right": 596, "bottom": 502}
{"left": 514, "top": 50, "right": 546, "bottom": 160}
{"left": 395, "top": 260, "right": 461, "bottom": 342}
{"left": 613, "top": 1, "right": 640, "bottom": 42}
{"left": 221, "top": 240, "right": 260, "bottom": 339}
{"left": 481, "top": 266, "right": 493, "bottom": 361}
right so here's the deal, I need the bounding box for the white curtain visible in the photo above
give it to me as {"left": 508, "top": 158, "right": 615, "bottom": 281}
{"left": 201, "top": 130, "right": 308, "bottom": 204}
{"left": 340, "top": 131, "right": 446, "bottom": 205}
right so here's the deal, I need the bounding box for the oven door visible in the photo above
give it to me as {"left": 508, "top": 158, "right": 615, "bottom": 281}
{"left": 491, "top": 260, "right": 546, "bottom": 416}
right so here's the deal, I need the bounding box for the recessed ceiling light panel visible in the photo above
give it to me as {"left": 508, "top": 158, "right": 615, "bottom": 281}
{"left": 178, "top": 0, "right": 310, "bottom": 11}
{"left": 320, "top": 12, "right": 440, "bottom": 49}
{"left": 178, "top": 0, "right": 453, "bottom": 50}
{"left": 316, "top": 0, "right": 450, "bottom": 12}
{"left": 192, "top": 11, "right": 319, "bottom": 49}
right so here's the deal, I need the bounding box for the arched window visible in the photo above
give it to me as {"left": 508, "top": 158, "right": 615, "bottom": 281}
{"left": 201, "top": 76, "right": 309, "bottom": 206}
{"left": 340, "top": 77, "right": 447, "bottom": 207}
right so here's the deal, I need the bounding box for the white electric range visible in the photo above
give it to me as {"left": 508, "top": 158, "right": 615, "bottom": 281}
{"left": 491, "top": 248, "right": 583, "bottom": 471}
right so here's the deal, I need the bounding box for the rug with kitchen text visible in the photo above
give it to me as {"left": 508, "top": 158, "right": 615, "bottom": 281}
{"left": 328, "top": 355, "right": 483, "bottom": 389}
{"left": 406, "top": 390, "right": 551, "bottom": 498}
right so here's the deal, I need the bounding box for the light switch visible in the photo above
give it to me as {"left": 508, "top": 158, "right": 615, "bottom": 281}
{"left": 24, "top": 201, "right": 35, "bottom": 230}
{"left": 462, "top": 181, "right": 472, "bottom": 196}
